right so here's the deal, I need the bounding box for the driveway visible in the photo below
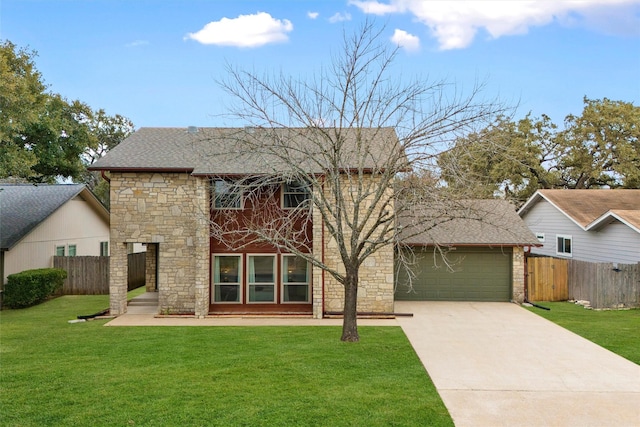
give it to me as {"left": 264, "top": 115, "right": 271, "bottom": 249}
{"left": 395, "top": 301, "right": 640, "bottom": 427}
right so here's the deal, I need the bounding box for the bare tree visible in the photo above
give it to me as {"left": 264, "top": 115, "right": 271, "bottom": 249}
{"left": 210, "top": 22, "right": 506, "bottom": 342}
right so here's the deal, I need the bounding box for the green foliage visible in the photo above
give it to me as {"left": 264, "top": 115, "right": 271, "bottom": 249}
{"left": 526, "top": 302, "right": 640, "bottom": 365}
{"left": 440, "top": 98, "right": 640, "bottom": 205}
{"left": 0, "top": 39, "right": 133, "bottom": 199}
{"left": 0, "top": 296, "right": 453, "bottom": 426}
{"left": 3, "top": 268, "right": 67, "bottom": 308}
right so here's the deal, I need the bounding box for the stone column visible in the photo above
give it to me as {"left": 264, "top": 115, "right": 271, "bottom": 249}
{"left": 109, "top": 242, "right": 128, "bottom": 315}
{"left": 145, "top": 243, "right": 157, "bottom": 292}
{"left": 512, "top": 247, "right": 525, "bottom": 303}
{"left": 193, "top": 177, "right": 210, "bottom": 318}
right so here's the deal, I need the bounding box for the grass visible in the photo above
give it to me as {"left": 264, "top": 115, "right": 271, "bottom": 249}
{"left": 0, "top": 294, "right": 452, "bottom": 427}
{"left": 525, "top": 302, "right": 640, "bottom": 365}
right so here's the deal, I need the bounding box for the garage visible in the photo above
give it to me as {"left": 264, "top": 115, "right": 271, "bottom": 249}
{"left": 396, "top": 199, "right": 541, "bottom": 303}
{"left": 395, "top": 247, "right": 512, "bottom": 301}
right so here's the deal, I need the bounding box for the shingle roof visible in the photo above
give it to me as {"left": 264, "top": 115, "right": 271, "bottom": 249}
{"left": 88, "top": 127, "right": 401, "bottom": 175}
{"left": 518, "top": 189, "right": 640, "bottom": 232}
{"left": 0, "top": 184, "right": 107, "bottom": 250}
{"left": 398, "top": 199, "right": 540, "bottom": 246}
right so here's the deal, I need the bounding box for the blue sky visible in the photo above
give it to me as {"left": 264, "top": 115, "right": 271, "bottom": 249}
{"left": 2, "top": 0, "right": 639, "bottom": 129}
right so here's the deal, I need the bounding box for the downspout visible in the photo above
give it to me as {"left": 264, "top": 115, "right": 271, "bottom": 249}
{"left": 321, "top": 176, "right": 326, "bottom": 318}
{"left": 101, "top": 170, "right": 111, "bottom": 183}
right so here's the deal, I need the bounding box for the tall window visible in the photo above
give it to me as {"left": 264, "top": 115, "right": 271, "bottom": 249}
{"left": 282, "top": 255, "right": 310, "bottom": 303}
{"left": 213, "top": 255, "right": 242, "bottom": 303}
{"left": 247, "top": 255, "right": 276, "bottom": 303}
{"left": 282, "top": 181, "right": 311, "bottom": 209}
{"left": 556, "top": 235, "right": 572, "bottom": 257}
{"left": 100, "top": 241, "right": 109, "bottom": 256}
{"left": 213, "top": 179, "right": 242, "bottom": 209}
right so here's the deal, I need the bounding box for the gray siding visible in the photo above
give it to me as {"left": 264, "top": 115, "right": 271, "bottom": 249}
{"left": 523, "top": 200, "right": 640, "bottom": 264}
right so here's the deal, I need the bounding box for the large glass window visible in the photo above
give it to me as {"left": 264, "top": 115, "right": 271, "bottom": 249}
{"left": 556, "top": 235, "right": 572, "bottom": 257}
{"left": 213, "top": 255, "right": 242, "bottom": 303}
{"left": 248, "top": 255, "right": 276, "bottom": 303}
{"left": 282, "top": 181, "right": 311, "bottom": 209}
{"left": 213, "top": 179, "right": 242, "bottom": 209}
{"left": 282, "top": 255, "right": 310, "bottom": 303}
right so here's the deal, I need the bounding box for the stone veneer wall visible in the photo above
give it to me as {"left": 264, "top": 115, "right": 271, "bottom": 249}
{"left": 312, "top": 175, "right": 395, "bottom": 317}
{"left": 109, "top": 172, "right": 209, "bottom": 317}
{"left": 512, "top": 246, "right": 525, "bottom": 303}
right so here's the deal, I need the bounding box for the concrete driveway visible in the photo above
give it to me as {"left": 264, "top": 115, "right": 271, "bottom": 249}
{"left": 395, "top": 301, "right": 640, "bottom": 427}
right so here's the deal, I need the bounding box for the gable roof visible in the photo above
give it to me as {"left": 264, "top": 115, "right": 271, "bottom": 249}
{"left": 518, "top": 189, "right": 640, "bottom": 233}
{"left": 88, "top": 127, "right": 401, "bottom": 175}
{"left": 0, "top": 184, "right": 109, "bottom": 251}
{"left": 399, "top": 199, "right": 540, "bottom": 246}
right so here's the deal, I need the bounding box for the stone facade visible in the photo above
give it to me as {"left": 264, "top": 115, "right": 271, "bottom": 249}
{"left": 109, "top": 172, "right": 209, "bottom": 317}
{"left": 312, "top": 175, "right": 395, "bottom": 317}
{"left": 512, "top": 246, "right": 525, "bottom": 303}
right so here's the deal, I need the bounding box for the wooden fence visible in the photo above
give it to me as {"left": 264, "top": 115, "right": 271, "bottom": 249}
{"left": 527, "top": 256, "right": 640, "bottom": 309}
{"left": 53, "top": 253, "right": 145, "bottom": 295}
{"left": 569, "top": 260, "right": 640, "bottom": 309}
{"left": 527, "top": 257, "right": 569, "bottom": 301}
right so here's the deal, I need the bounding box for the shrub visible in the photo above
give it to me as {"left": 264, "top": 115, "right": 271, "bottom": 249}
{"left": 3, "top": 268, "right": 67, "bottom": 308}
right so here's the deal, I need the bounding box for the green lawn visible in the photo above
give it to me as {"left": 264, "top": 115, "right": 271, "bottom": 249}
{"left": 0, "top": 295, "right": 452, "bottom": 427}
{"left": 525, "top": 302, "right": 640, "bottom": 365}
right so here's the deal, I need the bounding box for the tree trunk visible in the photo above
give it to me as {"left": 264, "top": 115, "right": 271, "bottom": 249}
{"left": 341, "top": 269, "right": 359, "bottom": 342}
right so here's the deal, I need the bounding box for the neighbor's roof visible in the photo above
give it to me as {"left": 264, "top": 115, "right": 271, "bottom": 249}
{"left": 0, "top": 184, "right": 109, "bottom": 251}
{"left": 398, "top": 199, "right": 540, "bottom": 246}
{"left": 88, "top": 127, "right": 401, "bottom": 175}
{"left": 518, "top": 189, "right": 640, "bottom": 233}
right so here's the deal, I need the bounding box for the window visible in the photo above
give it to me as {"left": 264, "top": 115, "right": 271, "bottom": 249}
{"left": 282, "top": 181, "right": 311, "bottom": 209}
{"left": 100, "top": 241, "right": 109, "bottom": 256}
{"left": 213, "top": 255, "right": 242, "bottom": 303}
{"left": 213, "top": 179, "right": 242, "bottom": 209}
{"left": 68, "top": 245, "right": 77, "bottom": 257}
{"left": 282, "top": 255, "right": 310, "bottom": 303}
{"left": 247, "top": 255, "right": 276, "bottom": 303}
{"left": 556, "top": 235, "right": 572, "bottom": 257}
{"left": 55, "top": 246, "right": 65, "bottom": 256}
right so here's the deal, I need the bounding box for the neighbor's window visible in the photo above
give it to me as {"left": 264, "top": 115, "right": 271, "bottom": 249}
{"left": 213, "top": 179, "right": 242, "bottom": 209}
{"left": 68, "top": 244, "right": 77, "bottom": 257}
{"left": 556, "top": 235, "right": 572, "bottom": 257}
{"left": 55, "top": 246, "right": 65, "bottom": 256}
{"left": 282, "top": 180, "right": 311, "bottom": 209}
{"left": 213, "top": 255, "right": 242, "bottom": 303}
{"left": 247, "top": 255, "right": 276, "bottom": 303}
{"left": 100, "top": 241, "right": 109, "bottom": 256}
{"left": 282, "top": 255, "right": 310, "bottom": 303}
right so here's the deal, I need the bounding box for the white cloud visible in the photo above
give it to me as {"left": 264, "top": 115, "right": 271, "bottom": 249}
{"left": 185, "top": 12, "right": 293, "bottom": 48}
{"left": 350, "top": 0, "right": 640, "bottom": 50}
{"left": 125, "top": 40, "right": 149, "bottom": 48}
{"left": 308, "top": 11, "right": 319, "bottom": 19}
{"left": 391, "top": 29, "right": 420, "bottom": 52}
{"left": 329, "top": 12, "right": 352, "bottom": 23}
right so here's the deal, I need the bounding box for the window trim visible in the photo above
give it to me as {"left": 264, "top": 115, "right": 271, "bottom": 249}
{"left": 280, "top": 254, "right": 311, "bottom": 304}
{"left": 556, "top": 234, "right": 573, "bottom": 257}
{"left": 246, "top": 254, "right": 277, "bottom": 304}
{"left": 212, "top": 179, "right": 244, "bottom": 210}
{"left": 212, "top": 254, "right": 243, "bottom": 304}
{"left": 281, "top": 180, "right": 311, "bottom": 209}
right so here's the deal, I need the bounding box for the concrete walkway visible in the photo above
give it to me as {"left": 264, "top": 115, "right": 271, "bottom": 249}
{"left": 395, "top": 301, "right": 640, "bottom": 427}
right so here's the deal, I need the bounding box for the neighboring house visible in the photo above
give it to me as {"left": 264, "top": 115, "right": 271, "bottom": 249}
{"left": 518, "top": 189, "right": 640, "bottom": 264}
{"left": 0, "top": 184, "right": 110, "bottom": 284}
{"left": 396, "top": 199, "right": 540, "bottom": 303}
